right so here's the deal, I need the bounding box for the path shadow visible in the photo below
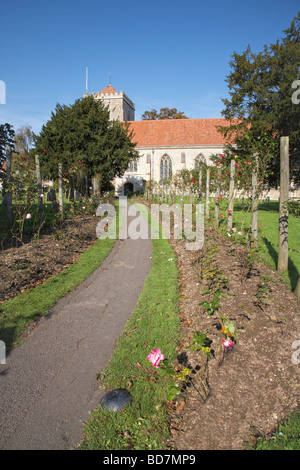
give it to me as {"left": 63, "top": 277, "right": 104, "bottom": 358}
{"left": 263, "top": 236, "right": 299, "bottom": 291}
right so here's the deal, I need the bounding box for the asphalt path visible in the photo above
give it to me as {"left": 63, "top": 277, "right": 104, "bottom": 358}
{"left": 0, "top": 204, "right": 152, "bottom": 450}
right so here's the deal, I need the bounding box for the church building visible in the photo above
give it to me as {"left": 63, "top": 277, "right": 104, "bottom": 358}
{"left": 85, "top": 85, "right": 232, "bottom": 195}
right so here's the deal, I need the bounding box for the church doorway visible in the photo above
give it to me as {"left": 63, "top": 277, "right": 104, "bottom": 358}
{"left": 124, "top": 182, "right": 134, "bottom": 195}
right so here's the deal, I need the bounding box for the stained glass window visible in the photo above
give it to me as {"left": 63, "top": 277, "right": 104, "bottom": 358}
{"left": 160, "top": 154, "right": 172, "bottom": 181}
{"left": 195, "top": 154, "right": 207, "bottom": 170}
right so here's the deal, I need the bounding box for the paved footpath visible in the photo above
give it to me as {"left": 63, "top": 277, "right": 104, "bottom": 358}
{"left": 0, "top": 206, "right": 152, "bottom": 450}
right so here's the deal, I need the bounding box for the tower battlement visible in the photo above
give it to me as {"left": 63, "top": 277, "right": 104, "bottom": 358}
{"left": 85, "top": 85, "right": 135, "bottom": 121}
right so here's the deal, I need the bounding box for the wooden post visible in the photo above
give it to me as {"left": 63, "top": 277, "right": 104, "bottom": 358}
{"left": 199, "top": 169, "right": 202, "bottom": 202}
{"left": 58, "top": 163, "right": 64, "bottom": 217}
{"left": 35, "top": 154, "right": 44, "bottom": 222}
{"left": 206, "top": 167, "right": 210, "bottom": 219}
{"left": 227, "top": 159, "right": 235, "bottom": 231}
{"left": 5, "top": 146, "right": 13, "bottom": 229}
{"left": 214, "top": 167, "right": 221, "bottom": 230}
{"left": 278, "top": 136, "right": 289, "bottom": 273}
{"left": 250, "top": 155, "right": 259, "bottom": 248}
{"left": 294, "top": 277, "right": 300, "bottom": 299}
{"left": 69, "top": 175, "right": 75, "bottom": 201}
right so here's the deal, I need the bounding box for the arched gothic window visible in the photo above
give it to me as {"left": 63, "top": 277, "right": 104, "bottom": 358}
{"left": 129, "top": 159, "right": 137, "bottom": 172}
{"left": 160, "top": 154, "right": 172, "bottom": 181}
{"left": 194, "top": 154, "right": 207, "bottom": 170}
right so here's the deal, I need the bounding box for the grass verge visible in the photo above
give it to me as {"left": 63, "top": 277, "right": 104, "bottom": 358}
{"left": 78, "top": 215, "right": 180, "bottom": 450}
{"left": 0, "top": 202, "right": 120, "bottom": 351}
{"left": 254, "top": 408, "right": 300, "bottom": 450}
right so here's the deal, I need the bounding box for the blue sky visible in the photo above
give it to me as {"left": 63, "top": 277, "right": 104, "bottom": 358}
{"left": 0, "top": 0, "right": 299, "bottom": 135}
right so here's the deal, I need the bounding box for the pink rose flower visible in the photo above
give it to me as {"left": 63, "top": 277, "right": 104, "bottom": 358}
{"left": 147, "top": 348, "right": 164, "bottom": 368}
{"left": 222, "top": 339, "right": 235, "bottom": 350}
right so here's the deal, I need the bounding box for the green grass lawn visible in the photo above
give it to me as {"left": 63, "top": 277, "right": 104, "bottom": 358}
{"left": 254, "top": 408, "right": 300, "bottom": 450}
{"left": 215, "top": 199, "right": 300, "bottom": 291}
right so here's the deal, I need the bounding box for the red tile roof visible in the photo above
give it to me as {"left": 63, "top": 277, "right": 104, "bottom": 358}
{"left": 127, "top": 118, "right": 235, "bottom": 147}
{"left": 96, "top": 85, "right": 117, "bottom": 95}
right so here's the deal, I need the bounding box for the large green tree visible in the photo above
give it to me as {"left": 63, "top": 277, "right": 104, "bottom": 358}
{"left": 34, "top": 96, "right": 139, "bottom": 187}
{"left": 142, "top": 107, "right": 188, "bottom": 120}
{"left": 219, "top": 12, "right": 300, "bottom": 186}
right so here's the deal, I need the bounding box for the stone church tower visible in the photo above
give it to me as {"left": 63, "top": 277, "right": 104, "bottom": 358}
{"left": 84, "top": 84, "right": 135, "bottom": 121}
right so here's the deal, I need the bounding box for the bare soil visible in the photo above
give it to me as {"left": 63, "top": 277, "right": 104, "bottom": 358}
{"left": 0, "top": 216, "right": 99, "bottom": 303}
{"left": 166, "top": 225, "right": 300, "bottom": 450}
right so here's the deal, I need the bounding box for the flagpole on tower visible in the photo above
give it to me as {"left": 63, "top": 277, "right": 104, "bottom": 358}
{"left": 86, "top": 66, "right": 88, "bottom": 93}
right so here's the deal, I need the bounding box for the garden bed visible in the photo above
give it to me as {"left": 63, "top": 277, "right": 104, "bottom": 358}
{"left": 0, "top": 215, "right": 99, "bottom": 303}
{"left": 166, "top": 224, "right": 300, "bottom": 450}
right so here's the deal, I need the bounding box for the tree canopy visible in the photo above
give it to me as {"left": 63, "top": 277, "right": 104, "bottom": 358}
{"left": 33, "top": 96, "right": 139, "bottom": 187}
{"left": 142, "top": 107, "right": 188, "bottom": 120}
{"left": 219, "top": 12, "right": 300, "bottom": 186}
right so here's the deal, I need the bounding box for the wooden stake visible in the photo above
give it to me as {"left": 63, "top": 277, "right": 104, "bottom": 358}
{"left": 214, "top": 167, "right": 221, "bottom": 230}
{"left": 250, "top": 155, "right": 259, "bottom": 248}
{"left": 199, "top": 169, "right": 202, "bottom": 201}
{"left": 227, "top": 160, "right": 235, "bottom": 231}
{"left": 294, "top": 277, "right": 300, "bottom": 299}
{"left": 5, "top": 146, "right": 13, "bottom": 229}
{"left": 58, "top": 163, "right": 64, "bottom": 217}
{"left": 278, "top": 136, "right": 289, "bottom": 273}
{"left": 35, "top": 154, "right": 44, "bottom": 222}
{"left": 206, "top": 167, "right": 210, "bottom": 218}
